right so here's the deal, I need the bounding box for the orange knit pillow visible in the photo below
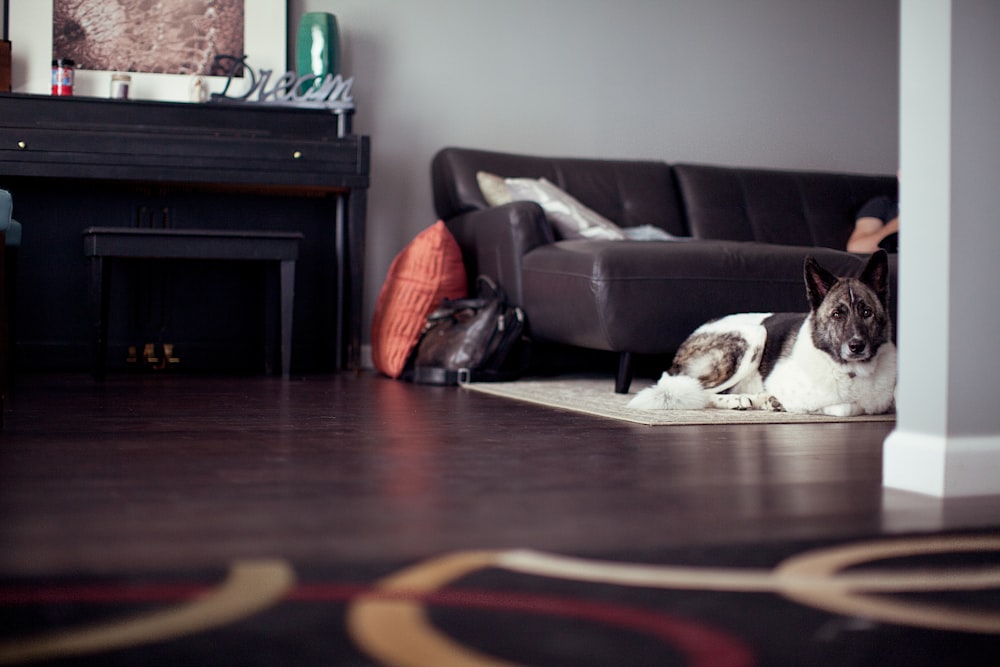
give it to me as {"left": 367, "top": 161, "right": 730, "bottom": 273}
{"left": 371, "top": 220, "right": 468, "bottom": 378}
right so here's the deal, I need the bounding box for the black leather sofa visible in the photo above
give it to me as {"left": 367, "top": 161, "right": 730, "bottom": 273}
{"left": 431, "top": 147, "right": 897, "bottom": 392}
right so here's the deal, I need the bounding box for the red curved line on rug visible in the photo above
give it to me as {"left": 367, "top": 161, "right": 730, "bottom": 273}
{"left": 297, "top": 583, "right": 756, "bottom": 665}
{"left": 366, "top": 587, "right": 755, "bottom": 667}
{"left": 2, "top": 581, "right": 753, "bottom": 665}
{"left": 0, "top": 584, "right": 213, "bottom": 605}
{"left": 0, "top": 560, "right": 294, "bottom": 665}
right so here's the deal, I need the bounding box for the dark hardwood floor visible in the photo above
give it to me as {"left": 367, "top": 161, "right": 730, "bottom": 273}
{"left": 2, "top": 371, "right": 999, "bottom": 578}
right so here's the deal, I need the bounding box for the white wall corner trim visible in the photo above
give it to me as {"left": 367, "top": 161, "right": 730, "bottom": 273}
{"left": 884, "top": 430, "right": 1000, "bottom": 498}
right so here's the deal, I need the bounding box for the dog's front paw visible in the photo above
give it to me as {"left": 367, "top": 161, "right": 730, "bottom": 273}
{"left": 711, "top": 394, "right": 755, "bottom": 410}
{"left": 764, "top": 396, "right": 785, "bottom": 412}
{"left": 822, "top": 403, "right": 862, "bottom": 417}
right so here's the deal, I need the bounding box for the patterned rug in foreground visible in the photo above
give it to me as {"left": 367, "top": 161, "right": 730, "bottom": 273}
{"left": 2, "top": 532, "right": 998, "bottom": 666}
{"left": 461, "top": 375, "right": 897, "bottom": 425}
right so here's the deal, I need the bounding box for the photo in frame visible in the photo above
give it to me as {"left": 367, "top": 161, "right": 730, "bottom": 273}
{"left": 8, "top": 0, "right": 286, "bottom": 102}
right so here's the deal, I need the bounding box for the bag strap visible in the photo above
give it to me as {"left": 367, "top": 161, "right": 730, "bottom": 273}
{"left": 410, "top": 366, "right": 524, "bottom": 386}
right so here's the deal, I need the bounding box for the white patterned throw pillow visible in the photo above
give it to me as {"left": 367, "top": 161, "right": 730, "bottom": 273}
{"left": 503, "top": 177, "right": 626, "bottom": 240}
{"left": 475, "top": 171, "right": 514, "bottom": 207}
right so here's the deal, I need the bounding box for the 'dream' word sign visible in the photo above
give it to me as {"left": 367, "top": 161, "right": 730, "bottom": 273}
{"left": 209, "top": 55, "right": 355, "bottom": 111}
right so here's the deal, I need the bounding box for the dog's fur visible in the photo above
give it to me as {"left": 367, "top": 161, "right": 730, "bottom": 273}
{"left": 627, "top": 251, "right": 896, "bottom": 416}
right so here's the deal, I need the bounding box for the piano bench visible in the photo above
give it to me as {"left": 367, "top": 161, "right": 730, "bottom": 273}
{"left": 83, "top": 227, "right": 303, "bottom": 380}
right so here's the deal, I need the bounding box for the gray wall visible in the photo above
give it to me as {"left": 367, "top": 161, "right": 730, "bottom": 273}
{"left": 288, "top": 0, "right": 900, "bottom": 344}
{"left": 7, "top": 1, "right": 901, "bottom": 343}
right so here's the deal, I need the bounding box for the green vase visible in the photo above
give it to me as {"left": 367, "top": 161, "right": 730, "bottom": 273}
{"left": 296, "top": 12, "right": 340, "bottom": 94}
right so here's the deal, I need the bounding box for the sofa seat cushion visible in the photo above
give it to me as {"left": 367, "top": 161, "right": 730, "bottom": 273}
{"left": 520, "top": 240, "right": 887, "bottom": 354}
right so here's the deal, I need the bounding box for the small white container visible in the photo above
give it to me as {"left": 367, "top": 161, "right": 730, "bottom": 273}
{"left": 110, "top": 73, "right": 131, "bottom": 99}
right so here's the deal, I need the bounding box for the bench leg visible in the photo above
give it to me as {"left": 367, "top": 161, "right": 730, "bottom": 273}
{"left": 89, "top": 257, "right": 111, "bottom": 381}
{"left": 279, "top": 259, "right": 295, "bottom": 378}
{"left": 615, "top": 351, "right": 633, "bottom": 394}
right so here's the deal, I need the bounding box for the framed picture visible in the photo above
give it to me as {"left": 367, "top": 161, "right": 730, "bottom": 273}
{"left": 8, "top": 0, "right": 286, "bottom": 102}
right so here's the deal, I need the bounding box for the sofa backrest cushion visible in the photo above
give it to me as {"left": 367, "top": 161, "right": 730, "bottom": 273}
{"left": 432, "top": 148, "right": 688, "bottom": 237}
{"left": 673, "top": 163, "right": 897, "bottom": 249}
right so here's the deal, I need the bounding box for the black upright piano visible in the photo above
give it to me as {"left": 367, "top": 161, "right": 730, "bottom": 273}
{"left": 0, "top": 93, "right": 370, "bottom": 374}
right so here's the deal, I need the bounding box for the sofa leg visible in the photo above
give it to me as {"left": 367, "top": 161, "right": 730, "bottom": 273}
{"left": 615, "top": 352, "right": 633, "bottom": 394}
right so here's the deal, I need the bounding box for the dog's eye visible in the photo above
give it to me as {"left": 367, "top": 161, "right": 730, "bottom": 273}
{"left": 831, "top": 308, "right": 844, "bottom": 320}
{"left": 861, "top": 306, "right": 874, "bottom": 319}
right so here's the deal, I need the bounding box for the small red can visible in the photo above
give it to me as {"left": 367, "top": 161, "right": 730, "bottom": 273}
{"left": 51, "top": 58, "right": 75, "bottom": 96}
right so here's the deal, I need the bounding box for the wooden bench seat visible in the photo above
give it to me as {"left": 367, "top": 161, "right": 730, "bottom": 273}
{"left": 83, "top": 227, "right": 302, "bottom": 380}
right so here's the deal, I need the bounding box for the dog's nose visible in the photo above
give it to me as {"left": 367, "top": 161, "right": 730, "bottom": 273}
{"left": 848, "top": 339, "right": 867, "bottom": 355}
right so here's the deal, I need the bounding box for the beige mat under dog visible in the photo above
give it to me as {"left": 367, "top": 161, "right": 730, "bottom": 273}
{"left": 461, "top": 375, "right": 897, "bottom": 426}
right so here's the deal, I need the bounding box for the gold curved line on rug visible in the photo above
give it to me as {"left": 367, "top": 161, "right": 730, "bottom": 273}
{"left": 347, "top": 551, "right": 754, "bottom": 667}
{"left": 348, "top": 536, "right": 1000, "bottom": 666}
{"left": 346, "top": 551, "right": 516, "bottom": 667}
{"left": 501, "top": 537, "right": 1000, "bottom": 634}
{"left": 497, "top": 541, "right": 1000, "bottom": 593}
{"left": 775, "top": 535, "right": 1000, "bottom": 634}
{"left": 0, "top": 560, "right": 295, "bottom": 665}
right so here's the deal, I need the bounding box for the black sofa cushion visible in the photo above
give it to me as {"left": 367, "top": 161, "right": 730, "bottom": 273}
{"left": 674, "top": 163, "right": 897, "bottom": 249}
{"left": 432, "top": 147, "right": 688, "bottom": 237}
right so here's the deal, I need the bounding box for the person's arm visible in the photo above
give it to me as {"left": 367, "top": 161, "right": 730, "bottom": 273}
{"left": 847, "top": 216, "right": 899, "bottom": 253}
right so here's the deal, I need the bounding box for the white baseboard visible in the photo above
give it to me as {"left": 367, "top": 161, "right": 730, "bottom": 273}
{"left": 883, "top": 429, "right": 1000, "bottom": 497}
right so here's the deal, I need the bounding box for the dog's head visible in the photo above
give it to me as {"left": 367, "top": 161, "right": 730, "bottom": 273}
{"left": 804, "top": 251, "right": 891, "bottom": 363}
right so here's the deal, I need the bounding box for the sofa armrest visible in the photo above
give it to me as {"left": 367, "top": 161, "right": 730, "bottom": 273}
{"left": 444, "top": 200, "right": 556, "bottom": 306}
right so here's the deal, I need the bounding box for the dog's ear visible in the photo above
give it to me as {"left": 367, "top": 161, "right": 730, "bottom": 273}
{"left": 804, "top": 256, "right": 837, "bottom": 311}
{"left": 859, "top": 249, "right": 890, "bottom": 305}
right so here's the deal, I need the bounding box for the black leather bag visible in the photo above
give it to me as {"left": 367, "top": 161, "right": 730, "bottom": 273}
{"left": 408, "top": 276, "right": 528, "bottom": 385}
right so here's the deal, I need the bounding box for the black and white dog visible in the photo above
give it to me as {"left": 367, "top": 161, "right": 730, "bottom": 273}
{"left": 628, "top": 251, "right": 896, "bottom": 416}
